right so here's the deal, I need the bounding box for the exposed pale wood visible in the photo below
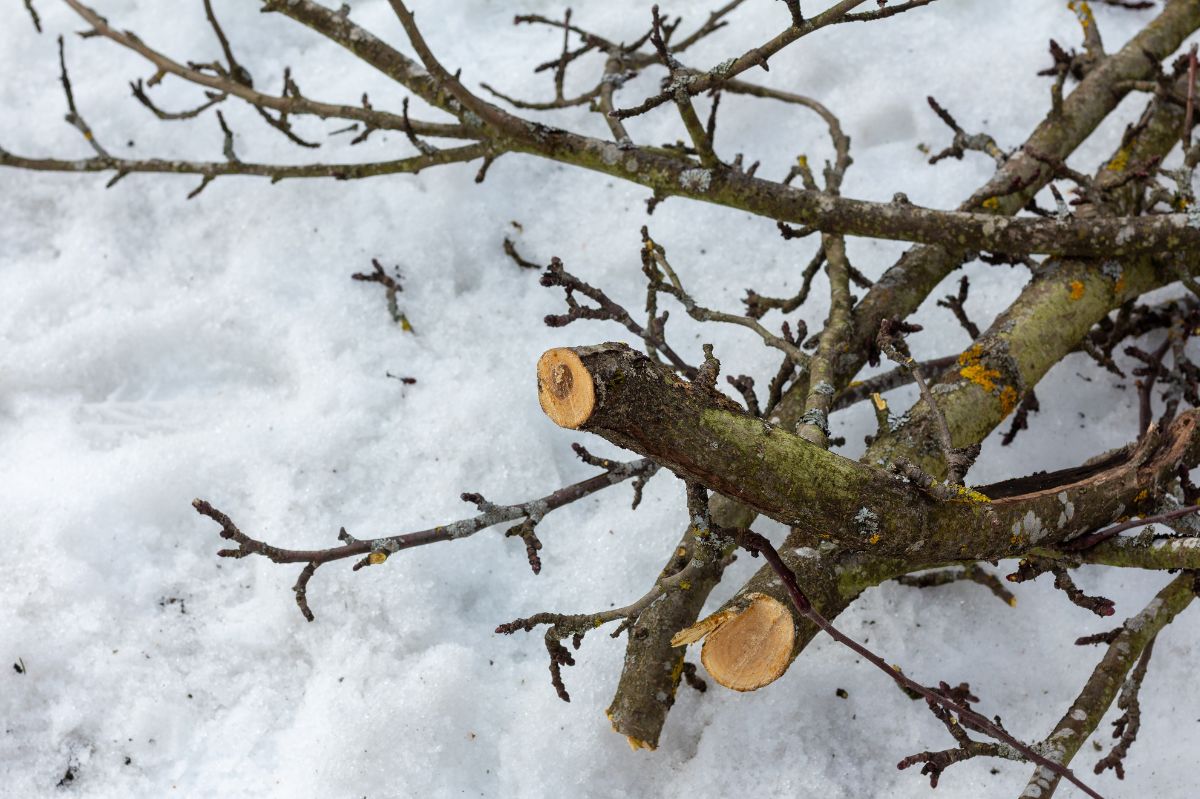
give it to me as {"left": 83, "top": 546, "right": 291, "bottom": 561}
{"left": 690, "top": 593, "right": 795, "bottom": 692}
{"left": 537, "top": 348, "right": 595, "bottom": 429}
{"left": 671, "top": 607, "right": 739, "bottom": 647}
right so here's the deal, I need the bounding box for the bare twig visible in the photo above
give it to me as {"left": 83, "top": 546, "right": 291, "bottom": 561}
{"left": 193, "top": 452, "right": 658, "bottom": 620}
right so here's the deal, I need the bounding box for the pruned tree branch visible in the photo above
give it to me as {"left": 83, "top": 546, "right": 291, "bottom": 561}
{"left": 8, "top": 0, "right": 1200, "bottom": 791}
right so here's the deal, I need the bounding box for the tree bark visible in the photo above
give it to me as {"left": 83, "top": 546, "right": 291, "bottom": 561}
{"left": 867, "top": 66, "right": 1196, "bottom": 475}
{"left": 600, "top": 3, "right": 1200, "bottom": 740}
{"left": 539, "top": 344, "right": 1200, "bottom": 689}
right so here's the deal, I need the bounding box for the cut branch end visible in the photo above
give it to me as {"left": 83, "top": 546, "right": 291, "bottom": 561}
{"left": 537, "top": 347, "right": 596, "bottom": 429}
{"left": 674, "top": 592, "right": 795, "bottom": 691}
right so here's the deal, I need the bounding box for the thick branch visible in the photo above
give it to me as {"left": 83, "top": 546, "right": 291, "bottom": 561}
{"left": 867, "top": 65, "right": 1197, "bottom": 475}
{"left": 540, "top": 343, "right": 1200, "bottom": 689}
{"left": 539, "top": 343, "right": 1200, "bottom": 562}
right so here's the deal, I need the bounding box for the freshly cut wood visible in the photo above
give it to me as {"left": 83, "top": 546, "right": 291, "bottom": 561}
{"left": 537, "top": 347, "right": 595, "bottom": 429}
{"left": 536, "top": 342, "right": 1200, "bottom": 694}
{"left": 673, "top": 593, "right": 795, "bottom": 692}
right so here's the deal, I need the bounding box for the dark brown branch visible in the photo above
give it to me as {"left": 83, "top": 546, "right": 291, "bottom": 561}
{"left": 936, "top": 276, "right": 981, "bottom": 339}
{"left": 926, "top": 96, "right": 1006, "bottom": 166}
{"left": 642, "top": 231, "right": 807, "bottom": 364}
{"left": 351, "top": 259, "right": 413, "bottom": 330}
{"left": 494, "top": 480, "right": 715, "bottom": 702}
{"left": 831, "top": 355, "right": 958, "bottom": 411}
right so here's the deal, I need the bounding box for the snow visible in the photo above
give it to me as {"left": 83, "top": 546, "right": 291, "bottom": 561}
{"left": 2, "top": 1, "right": 1198, "bottom": 797}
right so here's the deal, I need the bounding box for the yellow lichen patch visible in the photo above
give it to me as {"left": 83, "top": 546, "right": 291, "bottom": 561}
{"left": 868, "top": 533, "right": 881, "bottom": 545}
{"left": 367, "top": 551, "right": 389, "bottom": 565}
{"left": 999, "top": 385, "right": 1019, "bottom": 416}
{"left": 1107, "top": 147, "right": 1130, "bottom": 173}
{"left": 960, "top": 363, "right": 1000, "bottom": 392}
{"left": 959, "top": 344, "right": 1002, "bottom": 393}
{"left": 958, "top": 343, "right": 983, "bottom": 365}
{"left": 679, "top": 580, "right": 692, "bottom": 591}
{"left": 981, "top": 196, "right": 1000, "bottom": 210}
{"left": 1068, "top": 1, "right": 1094, "bottom": 30}
{"left": 1069, "top": 280, "right": 1085, "bottom": 301}
{"left": 951, "top": 485, "right": 992, "bottom": 504}
{"left": 1135, "top": 488, "right": 1149, "bottom": 502}
{"left": 796, "top": 154, "right": 809, "bottom": 170}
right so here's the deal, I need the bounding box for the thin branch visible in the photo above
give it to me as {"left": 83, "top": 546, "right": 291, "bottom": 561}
{"left": 56, "top": 35, "right": 109, "bottom": 159}
{"left": 831, "top": 355, "right": 958, "bottom": 411}
{"left": 643, "top": 231, "right": 807, "bottom": 364}
{"left": 1019, "top": 574, "right": 1194, "bottom": 798}
{"left": 386, "top": 0, "right": 524, "bottom": 136}
{"left": 24, "top": 0, "right": 41, "bottom": 33}
{"left": 540, "top": 255, "right": 698, "bottom": 378}
{"left": 495, "top": 478, "right": 722, "bottom": 702}
{"left": 0, "top": 144, "right": 495, "bottom": 194}
{"left": 877, "top": 319, "right": 978, "bottom": 484}
{"left": 1094, "top": 638, "right": 1155, "bottom": 779}
{"left": 192, "top": 453, "right": 658, "bottom": 620}
{"left": 611, "top": 0, "right": 897, "bottom": 120}
{"left": 1061, "top": 504, "right": 1200, "bottom": 551}
{"left": 895, "top": 564, "right": 1015, "bottom": 606}
{"left": 63, "top": 0, "right": 471, "bottom": 140}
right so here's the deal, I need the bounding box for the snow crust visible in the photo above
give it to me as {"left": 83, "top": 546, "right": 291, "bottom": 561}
{"left": 2, "top": 1, "right": 1198, "bottom": 796}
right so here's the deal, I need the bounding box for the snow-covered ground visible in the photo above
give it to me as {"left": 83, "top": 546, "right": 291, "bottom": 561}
{"left": 2, "top": 1, "right": 1198, "bottom": 796}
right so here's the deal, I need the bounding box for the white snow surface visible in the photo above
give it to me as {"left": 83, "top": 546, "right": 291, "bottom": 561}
{"left": 2, "top": 1, "right": 1199, "bottom": 797}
